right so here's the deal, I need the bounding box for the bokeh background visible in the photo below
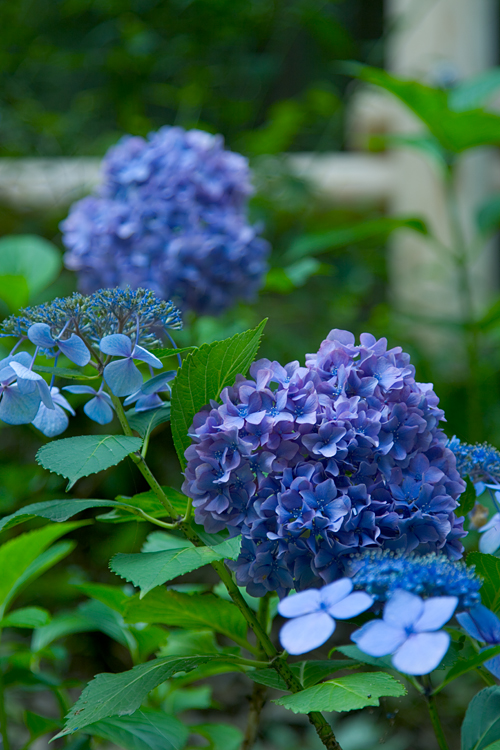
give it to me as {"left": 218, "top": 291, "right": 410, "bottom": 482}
{"left": 1, "top": 1, "right": 500, "bottom": 748}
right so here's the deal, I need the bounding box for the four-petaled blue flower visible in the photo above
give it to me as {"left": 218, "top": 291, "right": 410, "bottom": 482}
{"left": 456, "top": 604, "right": 500, "bottom": 678}
{"left": 0, "top": 353, "right": 42, "bottom": 424}
{"left": 352, "top": 589, "right": 457, "bottom": 675}
{"left": 100, "top": 333, "right": 162, "bottom": 396}
{"left": 27, "top": 323, "right": 91, "bottom": 367}
{"left": 278, "top": 578, "right": 373, "bottom": 655}
{"left": 124, "top": 370, "right": 176, "bottom": 412}
{"left": 63, "top": 384, "right": 115, "bottom": 424}
{"left": 32, "top": 387, "right": 75, "bottom": 437}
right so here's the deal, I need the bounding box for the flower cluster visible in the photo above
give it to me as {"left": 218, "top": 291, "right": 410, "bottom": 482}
{"left": 61, "top": 127, "right": 270, "bottom": 316}
{"left": 348, "top": 549, "right": 481, "bottom": 610}
{"left": 0, "top": 288, "right": 181, "bottom": 436}
{"left": 182, "top": 329, "right": 466, "bottom": 598}
{"left": 448, "top": 437, "right": 500, "bottom": 495}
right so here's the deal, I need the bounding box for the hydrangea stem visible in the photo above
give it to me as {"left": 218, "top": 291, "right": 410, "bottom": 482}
{"left": 242, "top": 596, "right": 270, "bottom": 750}
{"left": 110, "top": 393, "right": 343, "bottom": 750}
{"left": 423, "top": 677, "right": 449, "bottom": 750}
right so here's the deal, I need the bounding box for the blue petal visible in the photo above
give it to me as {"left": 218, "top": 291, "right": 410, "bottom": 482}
{"left": 279, "top": 612, "right": 335, "bottom": 654}
{"left": 392, "top": 631, "right": 450, "bottom": 675}
{"left": 63, "top": 385, "right": 97, "bottom": 395}
{"left": 321, "top": 578, "right": 353, "bottom": 609}
{"left": 140, "top": 371, "right": 176, "bottom": 395}
{"left": 100, "top": 334, "right": 133, "bottom": 357}
{"left": 9, "top": 362, "right": 54, "bottom": 409}
{"left": 84, "top": 395, "right": 114, "bottom": 424}
{"left": 103, "top": 359, "right": 143, "bottom": 397}
{"left": 32, "top": 403, "right": 69, "bottom": 437}
{"left": 0, "top": 386, "right": 40, "bottom": 424}
{"left": 462, "top": 604, "right": 500, "bottom": 644}
{"left": 484, "top": 653, "right": 500, "bottom": 678}
{"left": 278, "top": 589, "right": 321, "bottom": 618}
{"left": 479, "top": 522, "right": 500, "bottom": 555}
{"left": 134, "top": 394, "right": 164, "bottom": 411}
{"left": 384, "top": 589, "right": 423, "bottom": 630}
{"left": 58, "top": 335, "right": 91, "bottom": 366}
{"left": 132, "top": 344, "right": 162, "bottom": 368}
{"left": 27, "top": 323, "right": 55, "bottom": 348}
{"left": 328, "top": 592, "right": 374, "bottom": 620}
{"left": 351, "top": 620, "right": 406, "bottom": 656}
{"left": 414, "top": 597, "right": 458, "bottom": 632}
{"left": 456, "top": 611, "right": 485, "bottom": 642}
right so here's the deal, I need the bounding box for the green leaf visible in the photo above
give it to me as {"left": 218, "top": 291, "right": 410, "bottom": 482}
{"left": 126, "top": 404, "right": 171, "bottom": 438}
{"left": 32, "top": 612, "right": 99, "bottom": 653}
{"left": 170, "top": 320, "right": 267, "bottom": 468}
{"left": 345, "top": 62, "right": 500, "bottom": 152}
{"left": 483, "top": 743, "right": 500, "bottom": 750}
{"left": 36, "top": 434, "right": 143, "bottom": 490}
{"left": 164, "top": 685, "right": 212, "bottom": 714}
{"left": 32, "top": 364, "right": 99, "bottom": 381}
{"left": 336, "top": 644, "right": 394, "bottom": 670}
{"left": 191, "top": 723, "right": 243, "bottom": 750}
{"left": 461, "top": 686, "right": 500, "bottom": 750}
{"left": 73, "top": 583, "right": 131, "bottom": 614}
{"left": 458, "top": 481, "right": 477, "bottom": 517}
{"left": 435, "top": 644, "right": 500, "bottom": 694}
{"left": 55, "top": 656, "right": 216, "bottom": 737}
{"left": 84, "top": 709, "right": 189, "bottom": 750}
{"left": 449, "top": 68, "right": 500, "bottom": 112}
{"left": 11, "top": 541, "right": 76, "bottom": 610}
{"left": 477, "top": 195, "right": 500, "bottom": 235}
{"left": 274, "top": 672, "right": 406, "bottom": 714}
{"left": 124, "top": 589, "right": 248, "bottom": 648}
{"left": 0, "top": 606, "right": 50, "bottom": 628}
{"left": 0, "top": 522, "right": 82, "bottom": 616}
{"left": 247, "top": 660, "right": 357, "bottom": 691}
{"left": 24, "top": 710, "right": 60, "bottom": 741}
{"left": 284, "top": 217, "right": 428, "bottom": 262}
{"left": 0, "top": 275, "right": 30, "bottom": 311}
{"left": 116, "top": 487, "right": 188, "bottom": 517}
{"left": 0, "top": 235, "right": 62, "bottom": 298}
{"left": 467, "top": 552, "right": 500, "bottom": 612}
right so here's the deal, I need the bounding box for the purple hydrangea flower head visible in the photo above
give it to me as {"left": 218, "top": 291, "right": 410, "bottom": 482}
{"left": 456, "top": 604, "right": 500, "bottom": 678}
{"left": 278, "top": 578, "right": 373, "bottom": 654}
{"left": 183, "top": 329, "right": 466, "bottom": 597}
{"left": 32, "top": 387, "right": 75, "bottom": 437}
{"left": 352, "top": 589, "right": 458, "bottom": 674}
{"left": 61, "top": 127, "right": 270, "bottom": 316}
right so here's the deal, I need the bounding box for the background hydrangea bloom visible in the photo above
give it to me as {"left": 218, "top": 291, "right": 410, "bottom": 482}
{"left": 61, "top": 127, "right": 270, "bottom": 316}
{"left": 182, "top": 329, "right": 466, "bottom": 597}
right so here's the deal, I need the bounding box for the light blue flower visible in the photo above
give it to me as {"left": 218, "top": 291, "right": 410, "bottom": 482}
{"left": 100, "top": 333, "right": 162, "bottom": 397}
{"left": 27, "top": 323, "right": 91, "bottom": 367}
{"left": 63, "top": 384, "right": 115, "bottom": 424}
{"left": 352, "top": 589, "right": 457, "bottom": 675}
{"left": 0, "top": 353, "right": 42, "bottom": 425}
{"left": 278, "top": 578, "right": 373, "bottom": 655}
{"left": 123, "top": 370, "right": 176, "bottom": 412}
{"left": 32, "top": 387, "right": 75, "bottom": 437}
{"left": 456, "top": 604, "right": 500, "bottom": 678}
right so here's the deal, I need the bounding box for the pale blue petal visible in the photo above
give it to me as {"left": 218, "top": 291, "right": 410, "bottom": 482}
{"left": 0, "top": 386, "right": 40, "bottom": 424}
{"left": 99, "top": 334, "right": 133, "bottom": 357}
{"left": 84, "top": 396, "right": 114, "bottom": 424}
{"left": 384, "top": 589, "right": 423, "bottom": 630}
{"left": 27, "top": 323, "right": 55, "bottom": 348}
{"left": 278, "top": 589, "right": 321, "bottom": 618}
{"left": 103, "top": 359, "right": 143, "bottom": 396}
{"left": 279, "top": 612, "right": 335, "bottom": 655}
{"left": 352, "top": 619, "right": 406, "bottom": 657}
{"left": 484, "top": 654, "right": 500, "bottom": 678}
{"left": 480, "top": 523, "right": 500, "bottom": 555}
{"left": 58, "top": 335, "right": 91, "bottom": 366}
{"left": 9, "top": 362, "right": 54, "bottom": 409}
{"left": 456, "top": 611, "right": 485, "bottom": 642}
{"left": 414, "top": 597, "right": 458, "bottom": 632}
{"left": 459, "top": 604, "right": 500, "bottom": 644}
{"left": 63, "top": 385, "right": 97, "bottom": 395}
{"left": 123, "top": 390, "right": 141, "bottom": 405}
{"left": 134, "top": 394, "right": 163, "bottom": 411}
{"left": 132, "top": 345, "right": 162, "bottom": 368}
{"left": 392, "top": 631, "right": 450, "bottom": 675}
{"left": 479, "top": 512, "right": 500, "bottom": 533}
{"left": 320, "top": 578, "right": 354, "bottom": 609}
{"left": 328, "top": 591, "right": 374, "bottom": 620}
{"left": 32, "top": 403, "right": 69, "bottom": 437}
{"left": 140, "top": 371, "right": 176, "bottom": 395}
{"left": 50, "top": 388, "right": 75, "bottom": 415}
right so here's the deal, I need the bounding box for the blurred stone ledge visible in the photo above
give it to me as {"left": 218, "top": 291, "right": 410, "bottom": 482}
{"left": 0, "top": 154, "right": 397, "bottom": 210}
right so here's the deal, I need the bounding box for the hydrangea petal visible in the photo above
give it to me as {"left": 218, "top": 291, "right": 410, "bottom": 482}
{"left": 351, "top": 619, "right": 406, "bottom": 657}
{"left": 414, "top": 596, "right": 457, "bottom": 632}
{"left": 84, "top": 395, "right": 114, "bottom": 424}
{"left": 27, "top": 323, "right": 56, "bottom": 348}
{"left": 140, "top": 371, "right": 176, "bottom": 395}
{"left": 0, "top": 387, "right": 40, "bottom": 424}
{"left": 279, "top": 612, "right": 335, "bottom": 655}
{"left": 32, "top": 403, "right": 69, "bottom": 437}
{"left": 9, "top": 362, "right": 54, "bottom": 409}
{"left": 392, "top": 631, "right": 450, "bottom": 675}
{"left": 384, "top": 590, "right": 424, "bottom": 630}
{"left": 456, "top": 611, "right": 485, "bottom": 642}
{"left": 278, "top": 589, "right": 321, "bottom": 618}
{"left": 132, "top": 344, "right": 162, "bottom": 368}
{"left": 99, "top": 333, "right": 133, "bottom": 357}
{"left": 103, "top": 358, "right": 143, "bottom": 397}
{"left": 457, "top": 604, "right": 500, "bottom": 644}
{"left": 328, "top": 591, "right": 374, "bottom": 620}
{"left": 57, "top": 334, "right": 91, "bottom": 366}
{"left": 64, "top": 385, "right": 98, "bottom": 395}
{"left": 320, "top": 578, "right": 353, "bottom": 609}
{"left": 484, "top": 653, "right": 500, "bottom": 678}
{"left": 479, "top": 518, "right": 500, "bottom": 555}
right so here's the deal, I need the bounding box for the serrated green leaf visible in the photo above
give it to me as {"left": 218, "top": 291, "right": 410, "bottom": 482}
{"left": 0, "top": 606, "right": 50, "bottom": 628}
{"left": 84, "top": 708, "right": 189, "bottom": 750}
{"left": 435, "top": 644, "right": 500, "bottom": 694}
{"left": 124, "top": 589, "right": 248, "bottom": 648}
{"left": 126, "top": 403, "right": 171, "bottom": 438}
{"left": 284, "top": 217, "right": 428, "bottom": 262}
{"left": 170, "top": 320, "right": 267, "bottom": 468}
{"left": 36, "top": 435, "right": 143, "bottom": 490}
{"left": 461, "top": 686, "right": 500, "bottom": 750}
{"left": 336, "top": 644, "right": 394, "bottom": 670}
{"left": 274, "top": 672, "right": 406, "bottom": 714}
{"left": 191, "top": 723, "right": 243, "bottom": 750}
{"left": 0, "top": 522, "right": 82, "bottom": 616}
{"left": 467, "top": 552, "right": 500, "bottom": 612}
{"left": 115, "top": 487, "right": 188, "bottom": 518}
{"left": 247, "top": 660, "right": 357, "bottom": 692}
{"left": 72, "top": 583, "right": 131, "bottom": 614}
{"left": 55, "top": 656, "right": 216, "bottom": 737}
{"left": 483, "top": 743, "right": 500, "bottom": 750}
{"left": 0, "top": 235, "right": 61, "bottom": 298}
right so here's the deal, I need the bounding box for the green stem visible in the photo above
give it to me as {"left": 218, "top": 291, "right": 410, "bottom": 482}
{"left": 426, "top": 693, "right": 450, "bottom": 750}
{"left": 111, "top": 393, "right": 343, "bottom": 750}
{"left": 0, "top": 631, "right": 10, "bottom": 750}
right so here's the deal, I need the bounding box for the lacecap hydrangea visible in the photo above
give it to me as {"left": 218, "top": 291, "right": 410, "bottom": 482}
{"left": 182, "top": 329, "right": 466, "bottom": 597}
{"left": 61, "top": 126, "right": 270, "bottom": 316}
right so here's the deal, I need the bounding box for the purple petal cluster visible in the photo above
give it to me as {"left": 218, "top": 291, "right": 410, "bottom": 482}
{"left": 182, "top": 329, "right": 466, "bottom": 597}
{"left": 61, "top": 127, "right": 270, "bottom": 316}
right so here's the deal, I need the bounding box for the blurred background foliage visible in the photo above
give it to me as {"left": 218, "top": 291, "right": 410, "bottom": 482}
{"left": 1, "top": 1, "right": 500, "bottom": 749}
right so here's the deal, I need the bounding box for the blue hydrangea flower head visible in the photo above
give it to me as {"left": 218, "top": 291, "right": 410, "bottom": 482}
{"left": 183, "top": 329, "right": 467, "bottom": 598}
{"left": 456, "top": 604, "right": 500, "bottom": 678}
{"left": 448, "top": 437, "right": 500, "bottom": 496}
{"left": 278, "top": 578, "right": 373, "bottom": 654}
{"left": 61, "top": 126, "right": 270, "bottom": 316}
{"left": 352, "top": 589, "right": 458, "bottom": 675}
{"left": 348, "top": 549, "right": 481, "bottom": 610}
